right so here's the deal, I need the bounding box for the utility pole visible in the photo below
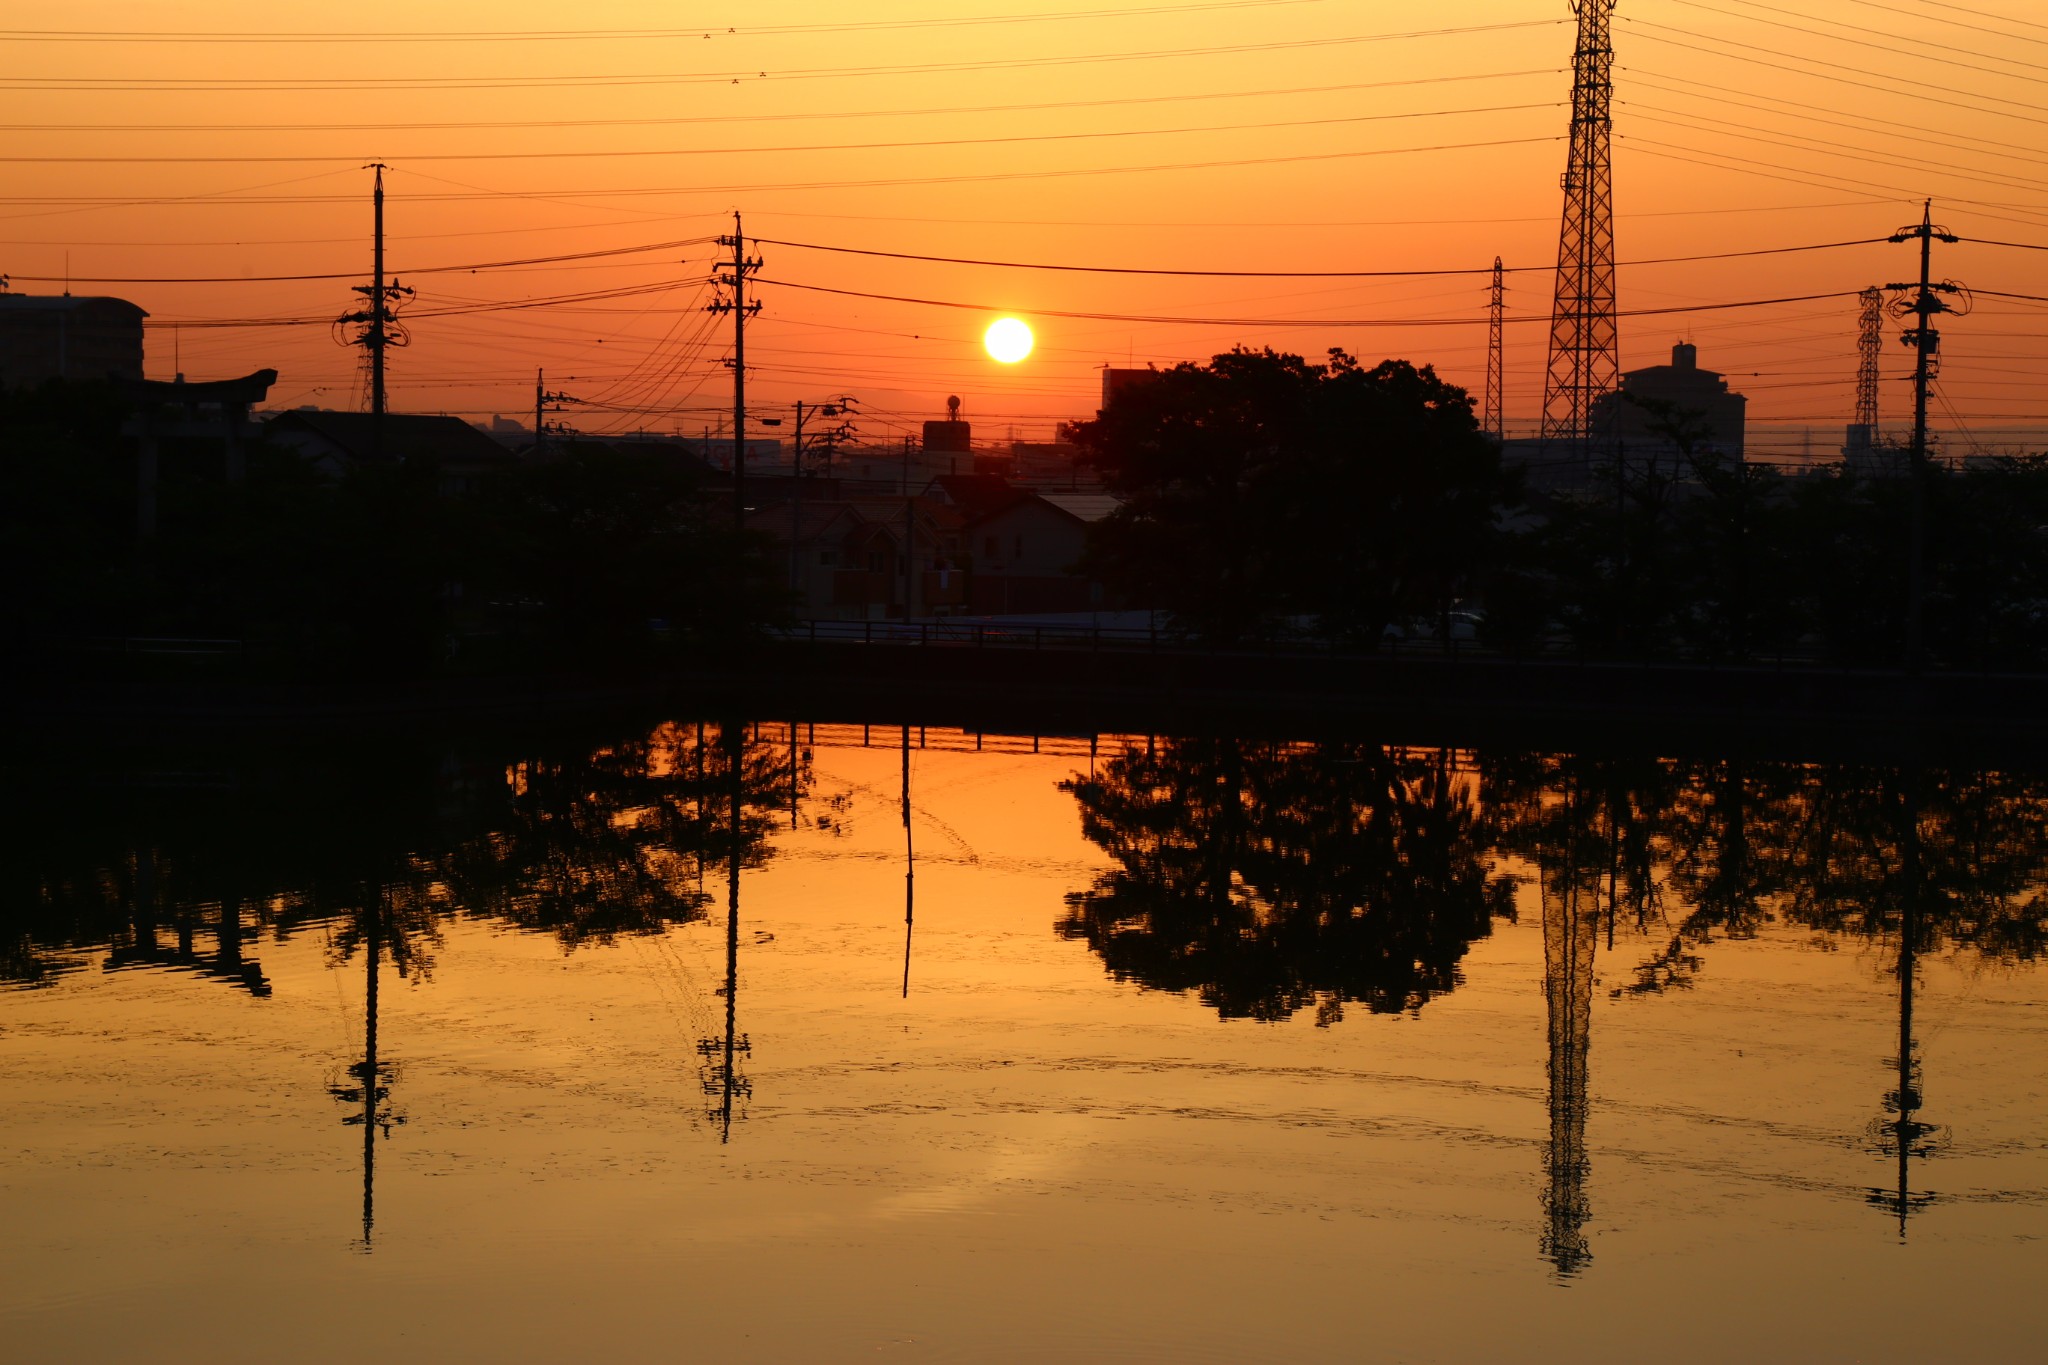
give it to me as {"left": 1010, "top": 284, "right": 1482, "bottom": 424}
{"left": 339, "top": 165, "right": 413, "bottom": 461}
{"left": 791, "top": 400, "right": 807, "bottom": 596}
{"left": 789, "top": 396, "right": 856, "bottom": 598}
{"left": 534, "top": 368, "right": 575, "bottom": 455}
{"left": 1885, "top": 201, "right": 1964, "bottom": 673}
{"left": 1541, "top": 1, "right": 1620, "bottom": 471}
{"left": 902, "top": 434, "right": 917, "bottom": 620}
{"left": 708, "top": 214, "right": 763, "bottom": 537}
{"left": 1485, "top": 256, "right": 1506, "bottom": 441}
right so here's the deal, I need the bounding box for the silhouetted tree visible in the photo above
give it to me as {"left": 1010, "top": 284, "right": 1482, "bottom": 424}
{"left": 438, "top": 721, "right": 804, "bottom": 949}
{"left": 472, "top": 445, "right": 784, "bottom": 657}
{"left": 1070, "top": 349, "right": 1510, "bottom": 643}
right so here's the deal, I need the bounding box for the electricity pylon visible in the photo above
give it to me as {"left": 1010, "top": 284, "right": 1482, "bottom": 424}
{"left": 1541, "top": 1, "right": 1620, "bottom": 464}
{"left": 1485, "top": 256, "right": 1505, "bottom": 440}
{"left": 1855, "top": 287, "right": 1883, "bottom": 435}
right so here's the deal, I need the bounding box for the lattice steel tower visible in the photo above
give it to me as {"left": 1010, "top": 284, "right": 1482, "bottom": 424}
{"left": 1845, "top": 288, "right": 1883, "bottom": 466}
{"left": 1485, "top": 256, "right": 1505, "bottom": 440}
{"left": 1541, "top": 1, "right": 1620, "bottom": 453}
{"left": 1855, "top": 287, "right": 1883, "bottom": 434}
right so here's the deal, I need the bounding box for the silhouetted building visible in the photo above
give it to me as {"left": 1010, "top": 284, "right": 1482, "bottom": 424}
{"left": 1596, "top": 341, "right": 1747, "bottom": 458}
{"left": 927, "top": 474, "right": 1114, "bottom": 614}
{"left": 1100, "top": 366, "right": 1161, "bottom": 413}
{"left": 1009, "top": 438, "right": 1098, "bottom": 488}
{"left": 121, "top": 369, "right": 279, "bottom": 537}
{"left": 676, "top": 434, "right": 783, "bottom": 472}
{"left": 749, "top": 495, "right": 967, "bottom": 621}
{"left": 0, "top": 293, "right": 147, "bottom": 387}
{"left": 923, "top": 395, "right": 971, "bottom": 456}
{"left": 1844, "top": 430, "right": 1909, "bottom": 478}
{"left": 264, "top": 409, "right": 518, "bottom": 493}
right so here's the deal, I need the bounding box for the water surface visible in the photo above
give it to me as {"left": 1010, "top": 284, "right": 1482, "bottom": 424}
{"left": 5, "top": 722, "right": 2045, "bottom": 1362}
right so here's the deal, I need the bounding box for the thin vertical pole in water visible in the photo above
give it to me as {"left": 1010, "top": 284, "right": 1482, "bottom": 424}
{"left": 361, "top": 884, "right": 381, "bottom": 1250}
{"left": 1881, "top": 775, "right": 1933, "bottom": 1238}
{"left": 901, "top": 723, "right": 914, "bottom": 998}
{"left": 721, "top": 722, "right": 743, "bottom": 1143}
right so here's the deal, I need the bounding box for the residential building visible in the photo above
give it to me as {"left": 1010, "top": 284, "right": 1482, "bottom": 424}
{"left": 1595, "top": 341, "right": 1748, "bottom": 458}
{"left": 0, "top": 293, "right": 147, "bottom": 388}
{"left": 263, "top": 409, "right": 519, "bottom": 494}
{"left": 926, "top": 475, "right": 1117, "bottom": 614}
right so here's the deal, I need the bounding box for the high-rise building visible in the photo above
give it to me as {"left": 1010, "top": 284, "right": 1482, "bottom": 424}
{"left": 0, "top": 293, "right": 147, "bottom": 387}
{"left": 1596, "top": 341, "right": 1748, "bottom": 458}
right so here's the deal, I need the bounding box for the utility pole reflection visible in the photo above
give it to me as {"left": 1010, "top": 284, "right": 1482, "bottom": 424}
{"left": 901, "top": 723, "right": 915, "bottom": 999}
{"left": 698, "top": 723, "right": 751, "bottom": 1142}
{"left": 1868, "top": 781, "right": 1944, "bottom": 1233}
{"left": 330, "top": 882, "right": 401, "bottom": 1251}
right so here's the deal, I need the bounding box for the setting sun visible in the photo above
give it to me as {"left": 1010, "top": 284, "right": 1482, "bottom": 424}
{"left": 983, "top": 317, "right": 1034, "bottom": 364}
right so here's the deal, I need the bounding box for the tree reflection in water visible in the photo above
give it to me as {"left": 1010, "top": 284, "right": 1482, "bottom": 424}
{"left": 1060, "top": 738, "right": 1517, "bottom": 1025}
{"left": 4, "top": 721, "right": 810, "bottom": 985}
{"left": 12, "top": 726, "right": 2048, "bottom": 1267}
{"left": 439, "top": 721, "right": 793, "bottom": 951}
{"left": 1066, "top": 744, "right": 2048, "bottom": 1275}
{"left": 3, "top": 721, "right": 810, "bottom": 1248}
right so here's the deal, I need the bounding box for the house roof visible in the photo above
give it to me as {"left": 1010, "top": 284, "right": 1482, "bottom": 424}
{"left": 842, "top": 496, "right": 966, "bottom": 532}
{"left": 265, "top": 409, "right": 515, "bottom": 467}
{"left": 745, "top": 502, "right": 860, "bottom": 544}
{"left": 924, "top": 474, "right": 1029, "bottom": 522}
{"left": 1036, "top": 492, "right": 1121, "bottom": 524}
{"left": 601, "top": 437, "right": 719, "bottom": 476}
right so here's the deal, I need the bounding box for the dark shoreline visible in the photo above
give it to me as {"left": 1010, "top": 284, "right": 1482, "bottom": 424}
{"left": 9, "top": 640, "right": 2048, "bottom": 767}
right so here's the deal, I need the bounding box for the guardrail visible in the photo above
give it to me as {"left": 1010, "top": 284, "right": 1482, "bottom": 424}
{"left": 768, "top": 617, "right": 2048, "bottom": 677}
{"left": 774, "top": 618, "right": 1571, "bottom": 664}
{"left": 67, "top": 636, "right": 245, "bottom": 657}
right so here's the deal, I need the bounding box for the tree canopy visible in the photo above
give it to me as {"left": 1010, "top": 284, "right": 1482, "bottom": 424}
{"left": 1068, "top": 348, "right": 1512, "bottom": 644}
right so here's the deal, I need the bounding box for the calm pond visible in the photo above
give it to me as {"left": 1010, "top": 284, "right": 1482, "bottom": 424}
{"left": 5, "top": 719, "right": 2046, "bottom": 1363}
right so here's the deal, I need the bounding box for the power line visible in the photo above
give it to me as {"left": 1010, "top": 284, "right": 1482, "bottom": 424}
{"left": 1917, "top": 0, "right": 2048, "bottom": 38}
{"left": 0, "top": 19, "right": 1566, "bottom": 92}
{"left": 0, "top": 0, "right": 1334, "bottom": 43}
{"left": 1625, "top": 106, "right": 2048, "bottom": 198}
{"left": 1, "top": 135, "right": 1567, "bottom": 208}
{"left": 143, "top": 278, "right": 703, "bottom": 329}
{"left": 1668, "top": 0, "right": 2048, "bottom": 82}
{"left": 1843, "top": 0, "right": 2048, "bottom": 46}
{"left": 0, "top": 69, "right": 1558, "bottom": 135}
{"left": 7, "top": 237, "right": 715, "bottom": 284}
{"left": 1622, "top": 19, "right": 2048, "bottom": 127}
{"left": 1621, "top": 139, "right": 2048, "bottom": 235}
{"left": 51, "top": 230, "right": 1886, "bottom": 291}
{"left": 752, "top": 234, "right": 1887, "bottom": 278}
{"left": 0, "top": 100, "right": 1564, "bottom": 165}
{"left": 752, "top": 276, "right": 1863, "bottom": 328}
{"left": 1631, "top": 67, "right": 2048, "bottom": 166}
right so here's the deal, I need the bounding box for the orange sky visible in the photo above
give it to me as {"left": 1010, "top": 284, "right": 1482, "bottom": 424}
{"left": 4, "top": 0, "right": 2044, "bottom": 458}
